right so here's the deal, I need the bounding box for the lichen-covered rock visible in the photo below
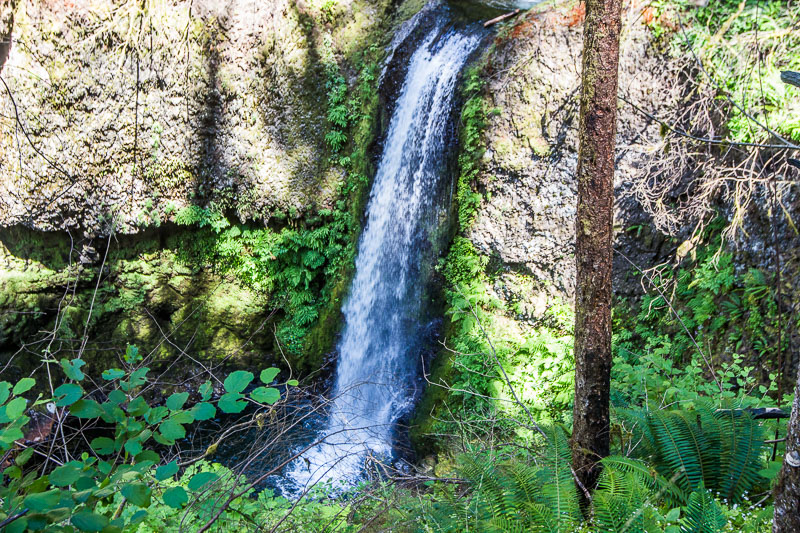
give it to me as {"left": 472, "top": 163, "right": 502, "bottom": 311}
{"left": 0, "top": 0, "right": 396, "bottom": 234}
{"left": 0, "top": 0, "right": 418, "bottom": 376}
{"left": 466, "top": 5, "right": 683, "bottom": 313}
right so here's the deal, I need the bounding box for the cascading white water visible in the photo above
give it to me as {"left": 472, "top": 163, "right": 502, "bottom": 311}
{"left": 284, "top": 14, "right": 483, "bottom": 492}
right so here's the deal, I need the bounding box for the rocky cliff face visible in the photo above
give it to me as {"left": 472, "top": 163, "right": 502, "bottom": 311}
{"left": 0, "top": 0, "right": 416, "bottom": 378}
{"left": 0, "top": 0, "right": 399, "bottom": 234}
{"left": 459, "top": 5, "right": 680, "bottom": 322}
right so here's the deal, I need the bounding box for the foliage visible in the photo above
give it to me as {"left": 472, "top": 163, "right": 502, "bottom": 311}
{"left": 405, "top": 404, "right": 777, "bottom": 532}
{"left": 0, "top": 352, "right": 289, "bottom": 532}
{"left": 170, "top": 47, "right": 382, "bottom": 358}
{"left": 617, "top": 404, "right": 769, "bottom": 504}
{"left": 406, "top": 421, "right": 766, "bottom": 533}
{"left": 612, "top": 242, "right": 785, "bottom": 408}
{"left": 680, "top": 0, "right": 800, "bottom": 143}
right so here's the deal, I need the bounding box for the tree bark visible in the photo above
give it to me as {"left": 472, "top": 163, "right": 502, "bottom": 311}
{"left": 773, "top": 365, "right": 800, "bottom": 531}
{"left": 0, "top": 0, "right": 15, "bottom": 73}
{"left": 571, "top": 0, "right": 622, "bottom": 500}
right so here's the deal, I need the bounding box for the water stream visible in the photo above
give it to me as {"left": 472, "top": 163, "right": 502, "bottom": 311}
{"left": 284, "top": 9, "right": 484, "bottom": 492}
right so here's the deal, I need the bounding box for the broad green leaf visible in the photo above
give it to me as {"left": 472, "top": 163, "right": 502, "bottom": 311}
{"left": 124, "top": 439, "right": 143, "bottom": 456}
{"left": 24, "top": 489, "right": 61, "bottom": 511}
{"left": 250, "top": 387, "right": 280, "bottom": 405}
{"left": 155, "top": 461, "right": 179, "bottom": 481}
{"left": 187, "top": 471, "right": 217, "bottom": 491}
{"left": 145, "top": 406, "right": 168, "bottom": 424}
{"left": 15, "top": 447, "right": 34, "bottom": 466}
{"left": 169, "top": 410, "right": 194, "bottom": 425}
{"left": 199, "top": 381, "right": 213, "bottom": 401}
{"left": 101, "top": 369, "right": 125, "bottom": 381}
{"left": 0, "top": 425, "right": 24, "bottom": 444}
{"left": 162, "top": 486, "right": 188, "bottom": 508}
{"left": 54, "top": 383, "right": 82, "bottom": 407}
{"left": 159, "top": 420, "right": 185, "bottom": 441}
{"left": 166, "top": 392, "right": 189, "bottom": 411}
{"left": 49, "top": 463, "right": 82, "bottom": 487}
{"left": 12, "top": 377, "right": 35, "bottom": 396}
{"left": 218, "top": 392, "right": 247, "bottom": 414}
{"left": 122, "top": 482, "right": 151, "bottom": 507}
{"left": 71, "top": 511, "right": 109, "bottom": 532}
{"left": 45, "top": 507, "right": 72, "bottom": 523}
{"left": 107, "top": 390, "right": 126, "bottom": 405}
{"left": 2, "top": 397, "right": 27, "bottom": 420}
{"left": 191, "top": 402, "right": 216, "bottom": 421}
{"left": 90, "top": 437, "right": 115, "bottom": 455}
{"left": 260, "top": 368, "right": 280, "bottom": 384}
{"left": 0, "top": 381, "right": 10, "bottom": 404}
{"left": 127, "top": 396, "right": 149, "bottom": 416}
{"left": 134, "top": 450, "right": 160, "bottom": 465}
{"left": 4, "top": 517, "right": 27, "bottom": 533}
{"left": 70, "top": 399, "right": 104, "bottom": 418}
{"left": 60, "top": 358, "right": 86, "bottom": 381}
{"left": 130, "top": 509, "right": 148, "bottom": 525}
{"left": 224, "top": 371, "right": 254, "bottom": 394}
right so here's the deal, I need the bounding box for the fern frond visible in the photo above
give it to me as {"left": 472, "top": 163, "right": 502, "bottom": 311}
{"left": 680, "top": 489, "right": 727, "bottom": 533}
{"left": 601, "top": 456, "right": 684, "bottom": 507}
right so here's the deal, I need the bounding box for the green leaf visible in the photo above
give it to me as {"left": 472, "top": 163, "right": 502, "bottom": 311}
{"left": 224, "top": 371, "right": 254, "bottom": 394}
{"left": 54, "top": 383, "right": 82, "bottom": 407}
{"left": 49, "top": 463, "right": 82, "bottom": 487}
{"left": 287, "top": 379, "right": 299, "bottom": 387}
{"left": 169, "top": 410, "right": 194, "bottom": 424}
{"left": 107, "top": 390, "right": 126, "bottom": 405}
{"left": 134, "top": 450, "right": 160, "bottom": 465}
{"left": 90, "top": 437, "right": 115, "bottom": 455}
{"left": 155, "top": 461, "right": 179, "bottom": 481}
{"left": 2, "top": 397, "right": 27, "bottom": 420}
{"left": 124, "top": 439, "right": 143, "bottom": 456}
{"left": 12, "top": 377, "right": 35, "bottom": 396}
{"left": 70, "top": 399, "right": 104, "bottom": 418}
{"left": 125, "top": 344, "right": 140, "bottom": 364}
{"left": 159, "top": 420, "right": 185, "bottom": 441}
{"left": 71, "top": 511, "right": 109, "bottom": 532}
{"left": 191, "top": 402, "right": 216, "bottom": 421}
{"left": 122, "top": 482, "right": 151, "bottom": 507}
{"left": 260, "top": 368, "right": 280, "bottom": 384}
{"left": 166, "top": 392, "right": 189, "bottom": 411}
{"left": 24, "top": 489, "right": 61, "bottom": 512}
{"left": 101, "top": 369, "right": 125, "bottom": 380}
{"left": 0, "top": 381, "right": 10, "bottom": 404}
{"left": 187, "top": 472, "right": 217, "bottom": 491}
{"left": 218, "top": 392, "right": 247, "bottom": 414}
{"left": 61, "top": 358, "right": 86, "bottom": 381}
{"left": 162, "top": 486, "right": 188, "bottom": 508}
{"left": 199, "top": 381, "right": 213, "bottom": 401}
{"left": 127, "top": 396, "right": 150, "bottom": 416}
{"left": 250, "top": 387, "right": 280, "bottom": 405}
{"left": 144, "top": 405, "right": 168, "bottom": 424}
{"left": 0, "top": 425, "right": 24, "bottom": 444}
{"left": 15, "top": 447, "right": 34, "bottom": 466}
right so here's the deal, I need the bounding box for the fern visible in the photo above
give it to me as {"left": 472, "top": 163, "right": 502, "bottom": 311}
{"left": 626, "top": 405, "right": 767, "bottom": 503}
{"left": 680, "top": 489, "right": 727, "bottom": 533}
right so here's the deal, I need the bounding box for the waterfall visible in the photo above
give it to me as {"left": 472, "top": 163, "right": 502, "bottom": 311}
{"left": 284, "top": 10, "right": 483, "bottom": 491}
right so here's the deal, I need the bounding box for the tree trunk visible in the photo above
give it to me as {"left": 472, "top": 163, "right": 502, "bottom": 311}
{"left": 571, "top": 0, "right": 622, "bottom": 499}
{"left": 773, "top": 367, "right": 800, "bottom": 532}
{"left": 0, "top": 0, "right": 15, "bottom": 72}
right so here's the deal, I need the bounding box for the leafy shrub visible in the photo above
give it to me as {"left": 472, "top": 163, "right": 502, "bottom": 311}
{"left": 0, "top": 353, "right": 289, "bottom": 532}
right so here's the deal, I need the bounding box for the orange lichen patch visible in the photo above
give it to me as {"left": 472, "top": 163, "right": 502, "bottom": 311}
{"left": 641, "top": 6, "right": 656, "bottom": 25}
{"left": 564, "top": 2, "right": 586, "bottom": 27}
{"left": 509, "top": 18, "right": 536, "bottom": 40}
